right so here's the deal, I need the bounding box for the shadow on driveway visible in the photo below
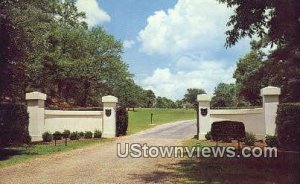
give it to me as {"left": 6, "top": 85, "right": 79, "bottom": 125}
{"left": 129, "top": 151, "right": 300, "bottom": 183}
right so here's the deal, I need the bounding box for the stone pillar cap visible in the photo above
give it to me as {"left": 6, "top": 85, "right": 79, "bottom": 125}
{"left": 261, "top": 86, "right": 281, "bottom": 96}
{"left": 197, "top": 94, "right": 212, "bottom": 102}
{"left": 26, "top": 91, "right": 47, "bottom": 100}
{"left": 102, "top": 95, "right": 118, "bottom": 103}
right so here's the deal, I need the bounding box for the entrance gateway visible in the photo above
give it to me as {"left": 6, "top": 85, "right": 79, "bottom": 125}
{"left": 196, "top": 86, "right": 281, "bottom": 140}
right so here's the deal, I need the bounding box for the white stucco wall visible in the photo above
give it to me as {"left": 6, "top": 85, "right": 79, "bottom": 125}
{"left": 196, "top": 86, "right": 280, "bottom": 140}
{"left": 210, "top": 108, "right": 265, "bottom": 139}
{"left": 44, "top": 110, "right": 103, "bottom": 133}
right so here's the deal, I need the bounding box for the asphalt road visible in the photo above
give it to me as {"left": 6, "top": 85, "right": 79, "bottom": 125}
{"left": 134, "top": 120, "right": 196, "bottom": 140}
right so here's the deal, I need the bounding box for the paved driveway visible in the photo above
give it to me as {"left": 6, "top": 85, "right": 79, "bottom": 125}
{"left": 0, "top": 120, "right": 196, "bottom": 184}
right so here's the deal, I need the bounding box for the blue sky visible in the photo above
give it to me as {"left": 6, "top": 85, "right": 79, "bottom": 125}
{"left": 76, "top": 0, "right": 251, "bottom": 100}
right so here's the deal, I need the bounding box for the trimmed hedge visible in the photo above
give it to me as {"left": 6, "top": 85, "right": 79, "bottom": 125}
{"left": 0, "top": 103, "right": 31, "bottom": 147}
{"left": 116, "top": 106, "right": 128, "bottom": 136}
{"left": 42, "top": 131, "right": 53, "bottom": 142}
{"left": 62, "top": 130, "right": 71, "bottom": 139}
{"left": 84, "top": 131, "right": 93, "bottom": 139}
{"left": 205, "top": 131, "right": 211, "bottom": 140}
{"left": 79, "top": 131, "right": 85, "bottom": 138}
{"left": 276, "top": 103, "right": 300, "bottom": 151}
{"left": 70, "top": 131, "right": 80, "bottom": 140}
{"left": 211, "top": 121, "right": 245, "bottom": 141}
{"left": 265, "top": 135, "right": 278, "bottom": 147}
{"left": 94, "top": 129, "right": 102, "bottom": 138}
{"left": 53, "top": 131, "right": 62, "bottom": 140}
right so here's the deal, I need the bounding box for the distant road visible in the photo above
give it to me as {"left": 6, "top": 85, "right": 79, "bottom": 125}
{"left": 134, "top": 120, "right": 196, "bottom": 139}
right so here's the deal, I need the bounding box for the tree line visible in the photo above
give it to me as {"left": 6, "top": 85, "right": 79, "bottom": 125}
{"left": 0, "top": 0, "right": 201, "bottom": 109}
{"left": 1, "top": 0, "right": 298, "bottom": 109}
{"left": 0, "top": 0, "right": 155, "bottom": 108}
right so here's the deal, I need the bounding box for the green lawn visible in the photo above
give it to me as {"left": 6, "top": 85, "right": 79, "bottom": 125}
{"left": 174, "top": 139, "right": 300, "bottom": 183}
{"left": 128, "top": 108, "right": 196, "bottom": 134}
{"left": 0, "top": 138, "right": 112, "bottom": 168}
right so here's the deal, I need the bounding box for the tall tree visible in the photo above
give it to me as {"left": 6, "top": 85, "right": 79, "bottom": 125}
{"left": 0, "top": 0, "right": 137, "bottom": 107}
{"left": 156, "top": 97, "right": 176, "bottom": 108}
{"left": 211, "top": 83, "right": 238, "bottom": 108}
{"left": 218, "top": 0, "right": 300, "bottom": 50}
{"left": 145, "top": 90, "right": 156, "bottom": 108}
{"left": 219, "top": 0, "right": 300, "bottom": 102}
{"left": 183, "top": 88, "right": 206, "bottom": 107}
{"left": 0, "top": 0, "right": 30, "bottom": 102}
{"left": 233, "top": 49, "right": 265, "bottom": 106}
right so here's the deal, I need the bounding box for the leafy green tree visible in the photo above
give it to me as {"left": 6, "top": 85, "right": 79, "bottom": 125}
{"left": 0, "top": 0, "right": 138, "bottom": 108}
{"left": 182, "top": 88, "right": 206, "bottom": 107}
{"left": 156, "top": 97, "right": 177, "bottom": 108}
{"left": 144, "top": 90, "right": 156, "bottom": 108}
{"left": 0, "top": 0, "right": 31, "bottom": 102}
{"left": 233, "top": 50, "right": 265, "bottom": 106}
{"left": 115, "top": 79, "right": 147, "bottom": 109}
{"left": 175, "top": 100, "right": 184, "bottom": 108}
{"left": 219, "top": 0, "right": 300, "bottom": 102}
{"left": 218, "top": 0, "right": 300, "bottom": 50}
{"left": 211, "top": 83, "right": 238, "bottom": 108}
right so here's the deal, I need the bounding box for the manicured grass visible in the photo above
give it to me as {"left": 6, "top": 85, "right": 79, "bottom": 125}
{"left": 128, "top": 108, "right": 196, "bottom": 134}
{"left": 183, "top": 139, "right": 215, "bottom": 148}
{"left": 175, "top": 139, "right": 300, "bottom": 183}
{"left": 0, "top": 138, "right": 112, "bottom": 168}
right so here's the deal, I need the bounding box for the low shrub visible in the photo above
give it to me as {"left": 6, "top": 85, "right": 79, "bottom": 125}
{"left": 244, "top": 132, "right": 256, "bottom": 146}
{"left": 265, "top": 135, "right": 279, "bottom": 147}
{"left": 84, "top": 131, "right": 93, "bottom": 139}
{"left": 205, "top": 131, "right": 211, "bottom": 140}
{"left": 70, "top": 131, "right": 80, "bottom": 140}
{"left": 94, "top": 130, "right": 102, "bottom": 138}
{"left": 221, "top": 137, "right": 232, "bottom": 143}
{"left": 53, "top": 131, "right": 62, "bottom": 140}
{"left": 0, "top": 103, "right": 31, "bottom": 147}
{"left": 276, "top": 103, "right": 300, "bottom": 151}
{"left": 78, "top": 131, "right": 85, "bottom": 138}
{"left": 62, "top": 130, "right": 71, "bottom": 139}
{"left": 42, "top": 132, "right": 53, "bottom": 142}
{"left": 116, "top": 106, "right": 128, "bottom": 136}
{"left": 211, "top": 121, "right": 245, "bottom": 142}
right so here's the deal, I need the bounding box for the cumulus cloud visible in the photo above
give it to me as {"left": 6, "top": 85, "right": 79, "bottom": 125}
{"left": 138, "top": 0, "right": 250, "bottom": 100}
{"left": 123, "top": 40, "right": 135, "bottom": 49}
{"left": 142, "top": 57, "right": 236, "bottom": 100}
{"left": 138, "top": 0, "right": 232, "bottom": 55}
{"left": 76, "top": 0, "right": 110, "bottom": 27}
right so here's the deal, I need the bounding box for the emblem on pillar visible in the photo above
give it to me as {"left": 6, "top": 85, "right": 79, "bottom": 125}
{"left": 200, "top": 108, "right": 208, "bottom": 116}
{"left": 105, "top": 109, "right": 112, "bottom": 117}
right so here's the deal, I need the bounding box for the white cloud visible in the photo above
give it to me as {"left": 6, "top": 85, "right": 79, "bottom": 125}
{"left": 76, "top": 0, "right": 110, "bottom": 27}
{"left": 137, "top": 0, "right": 251, "bottom": 100}
{"left": 123, "top": 40, "right": 135, "bottom": 49}
{"left": 138, "top": 0, "right": 232, "bottom": 55}
{"left": 141, "top": 57, "right": 236, "bottom": 100}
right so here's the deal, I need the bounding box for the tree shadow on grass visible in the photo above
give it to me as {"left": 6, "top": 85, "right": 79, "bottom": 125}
{"left": 129, "top": 163, "right": 182, "bottom": 183}
{"left": 177, "top": 152, "right": 300, "bottom": 183}
{"left": 0, "top": 148, "right": 38, "bottom": 161}
{"left": 130, "top": 152, "right": 300, "bottom": 183}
